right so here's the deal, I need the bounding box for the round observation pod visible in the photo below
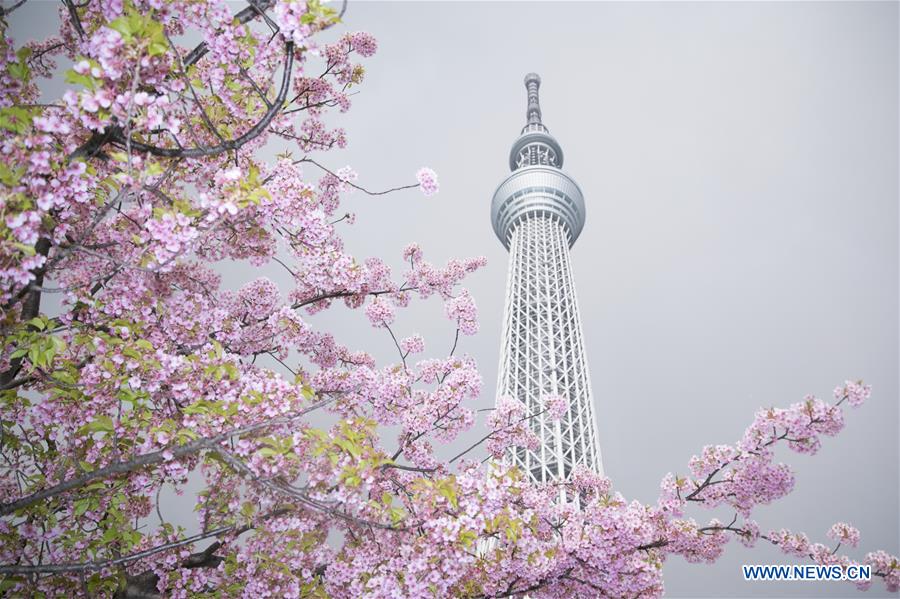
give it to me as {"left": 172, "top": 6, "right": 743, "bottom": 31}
{"left": 490, "top": 165, "right": 586, "bottom": 249}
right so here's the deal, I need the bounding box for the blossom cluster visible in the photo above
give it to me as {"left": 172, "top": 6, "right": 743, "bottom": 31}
{"left": 444, "top": 289, "right": 479, "bottom": 335}
{"left": 542, "top": 393, "right": 568, "bottom": 420}
{"left": 486, "top": 396, "right": 540, "bottom": 458}
{"left": 416, "top": 166, "right": 439, "bottom": 196}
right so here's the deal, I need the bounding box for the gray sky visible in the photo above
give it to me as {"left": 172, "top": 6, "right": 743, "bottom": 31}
{"left": 12, "top": 1, "right": 899, "bottom": 597}
{"left": 318, "top": 2, "right": 899, "bottom": 596}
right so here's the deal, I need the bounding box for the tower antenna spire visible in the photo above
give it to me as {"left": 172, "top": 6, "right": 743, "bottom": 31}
{"left": 523, "top": 73, "right": 548, "bottom": 133}
{"left": 525, "top": 73, "right": 543, "bottom": 127}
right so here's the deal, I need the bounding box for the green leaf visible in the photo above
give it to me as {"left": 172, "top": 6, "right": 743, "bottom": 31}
{"left": 389, "top": 507, "right": 405, "bottom": 525}
{"left": 64, "top": 69, "right": 95, "bottom": 90}
{"left": 148, "top": 41, "right": 168, "bottom": 57}
{"left": 12, "top": 242, "right": 35, "bottom": 256}
{"left": 506, "top": 518, "right": 522, "bottom": 543}
{"left": 108, "top": 16, "right": 135, "bottom": 41}
{"left": 27, "top": 345, "right": 40, "bottom": 368}
{"left": 438, "top": 485, "right": 458, "bottom": 509}
{"left": 52, "top": 370, "right": 76, "bottom": 385}
{"left": 73, "top": 498, "right": 90, "bottom": 518}
{"left": 8, "top": 61, "right": 29, "bottom": 82}
{"left": 334, "top": 438, "right": 361, "bottom": 459}
{"left": 122, "top": 347, "right": 141, "bottom": 360}
{"left": 223, "top": 363, "right": 239, "bottom": 380}
{"left": 83, "top": 415, "right": 114, "bottom": 434}
{"left": 100, "top": 526, "right": 120, "bottom": 545}
{"left": 0, "top": 106, "right": 35, "bottom": 134}
{"left": 0, "top": 577, "right": 26, "bottom": 592}
{"left": 458, "top": 529, "right": 477, "bottom": 548}
{"left": 0, "top": 163, "right": 25, "bottom": 186}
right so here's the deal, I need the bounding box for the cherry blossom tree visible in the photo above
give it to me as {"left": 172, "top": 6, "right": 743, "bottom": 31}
{"left": 0, "top": 1, "right": 896, "bottom": 597}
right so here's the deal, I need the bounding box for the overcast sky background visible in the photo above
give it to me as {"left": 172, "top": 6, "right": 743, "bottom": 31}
{"left": 13, "top": 1, "right": 899, "bottom": 597}
{"left": 318, "top": 3, "right": 900, "bottom": 597}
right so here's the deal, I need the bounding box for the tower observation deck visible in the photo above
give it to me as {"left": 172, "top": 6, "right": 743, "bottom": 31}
{"left": 491, "top": 73, "right": 604, "bottom": 486}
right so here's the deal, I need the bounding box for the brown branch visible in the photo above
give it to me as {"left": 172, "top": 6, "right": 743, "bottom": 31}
{"left": 112, "top": 42, "right": 294, "bottom": 158}
{"left": 183, "top": 0, "right": 276, "bottom": 68}
{"left": 61, "top": 0, "right": 85, "bottom": 39}
{"left": 290, "top": 287, "right": 401, "bottom": 310}
{"left": 296, "top": 157, "right": 420, "bottom": 196}
{"left": 0, "top": 398, "right": 332, "bottom": 517}
{"left": 0, "top": 522, "right": 235, "bottom": 575}
{"left": 447, "top": 408, "right": 549, "bottom": 464}
{"left": 0, "top": 0, "right": 28, "bottom": 17}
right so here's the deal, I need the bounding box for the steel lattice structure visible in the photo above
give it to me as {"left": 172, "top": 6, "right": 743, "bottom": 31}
{"left": 491, "top": 74, "right": 604, "bottom": 486}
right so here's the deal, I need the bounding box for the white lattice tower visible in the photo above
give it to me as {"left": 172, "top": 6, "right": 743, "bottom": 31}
{"left": 491, "top": 74, "right": 604, "bottom": 489}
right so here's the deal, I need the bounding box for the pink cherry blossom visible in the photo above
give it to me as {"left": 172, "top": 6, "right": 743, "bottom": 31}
{"left": 416, "top": 167, "right": 439, "bottom": 196}
{"left": 542, "top": 393, "right": 568, "bottom": 419}
{"left": 828, "top": 522, "right": 861, "bottom": 548}
{"left": 365, "top": 296, "right": 395, "bottom": 327}
{"left": 444, "top": 289, "right": 478, "bottom": 335}
{"left": 399, "top": 334, "right": 425, "bottom": 354}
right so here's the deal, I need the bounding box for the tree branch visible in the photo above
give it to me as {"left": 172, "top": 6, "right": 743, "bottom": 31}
{"left": 112, "top": 42, "right": 294, "bottom": 158}
{"left": 183, "top": 0, "right": 276, "bottom": 68}
{"left": 0, "top": 398, "right": 331, "bottom": 516}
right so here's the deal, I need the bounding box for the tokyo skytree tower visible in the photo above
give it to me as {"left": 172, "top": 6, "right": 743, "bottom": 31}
{"left": 491, "top": 73, "right": 604, "bottom": 485}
